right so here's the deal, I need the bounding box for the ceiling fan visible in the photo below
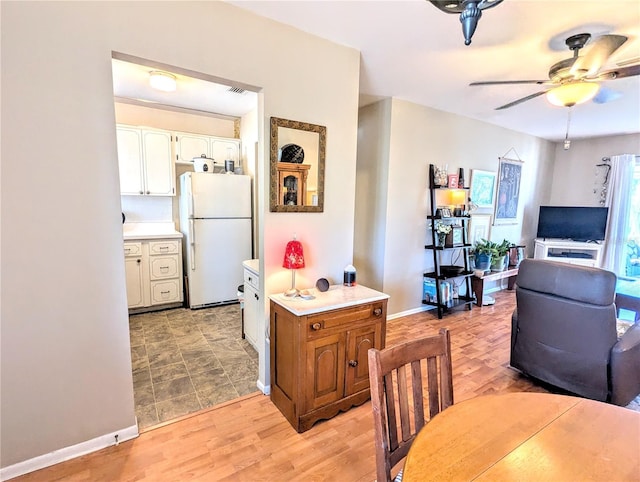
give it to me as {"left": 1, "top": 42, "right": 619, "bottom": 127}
{"left": 470, "top": 33, "right": 640, "bottom": 110}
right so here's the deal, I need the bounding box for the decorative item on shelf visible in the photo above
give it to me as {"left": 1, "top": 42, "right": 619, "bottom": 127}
{"left": 448, "top": 173, "right": 459, "bottom": 189}
{"left": 508, "top": 245, "right": 526, "bottom": 268}
{"left": 434, "top": 164, "right": 448, "bottom": 187}
{"left": 445, "top": 225, "right": 465, "bottom": 247}
{"left": 343, "top": 265, "right": 356, "bottom": 286}
{"left": 458, "top": 168, "right": 465, "bottom": 188}
{"left": 436, "top": 222, "right": 452, "bottom": 247}
{"left": 282, "top": 236, "right": 305, "bottom": 296}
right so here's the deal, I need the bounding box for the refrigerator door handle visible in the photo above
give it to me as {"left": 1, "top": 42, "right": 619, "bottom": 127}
{"left": 189, "top": 219, "right": 196, "bottom": 271}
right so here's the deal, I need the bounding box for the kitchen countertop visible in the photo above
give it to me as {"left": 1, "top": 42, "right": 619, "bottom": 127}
{"left": 123, "top": 222, "right": 183, "bottom": 240}
{"left": 269, "top": 284, "right": 389, "bottom": 316}
{"left": 242, "top": 259, "right": 259, "bottom": 275}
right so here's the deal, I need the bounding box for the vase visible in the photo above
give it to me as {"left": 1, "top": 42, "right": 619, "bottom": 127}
{"left": 491, "top": 255, "right": 507, "bottom": 272}
{"left": 475, "top": 253, "right": 492, "bottom": 271}
{"left": 438, "top": 233, "right": 447, "bottom": 247}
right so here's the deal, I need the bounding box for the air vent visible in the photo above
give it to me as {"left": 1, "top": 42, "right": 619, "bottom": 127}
{"left": 227, "top": 86, "right": 246, "bottom": 95}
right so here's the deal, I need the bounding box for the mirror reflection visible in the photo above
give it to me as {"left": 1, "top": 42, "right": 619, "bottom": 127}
{"left": 270, "top": 117, "right": 325, "bottom": 212}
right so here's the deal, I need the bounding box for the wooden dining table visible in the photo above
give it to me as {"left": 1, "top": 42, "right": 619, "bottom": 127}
{"left": 402, "top": 392, "right": 640, "bottom": 481}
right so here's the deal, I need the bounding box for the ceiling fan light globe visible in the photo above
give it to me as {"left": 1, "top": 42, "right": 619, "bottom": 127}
{"left": 546, "top": 82, "right": 600, "bottom": 107}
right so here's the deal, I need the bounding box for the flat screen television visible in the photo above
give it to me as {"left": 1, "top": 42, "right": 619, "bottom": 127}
{"left": 536, "top": 206, "right": 609, "bottom": 242}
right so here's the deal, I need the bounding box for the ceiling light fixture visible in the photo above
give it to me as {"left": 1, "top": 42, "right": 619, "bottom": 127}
{"left": 149, "top": 71, "right": 177, "bottom": 92}
{"left": 428, "top": 0, "right": 504, "bottom": 46}
{"left": 546, "top": 81, "right": 600, "bottom": 107}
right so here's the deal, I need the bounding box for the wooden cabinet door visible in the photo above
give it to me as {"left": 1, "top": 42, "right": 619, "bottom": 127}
{"left": 117, "top": 126, "right": 144, "bottom": 195}
{"left": 124, "top": 257, "right": 144, "bottom": 308}
{"left": 175, "top": 132, "right": 210, "bottom": 163}
{"left": 345, "top": 322, "right": 382, "bottom": 395}
{"left": 142, "top": 129, "right": 174, "bottom": 196}
{"left": 305, "top": 332, "right": 346, "bottom": 411}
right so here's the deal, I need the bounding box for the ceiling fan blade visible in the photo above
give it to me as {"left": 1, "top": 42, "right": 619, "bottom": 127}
{"left": 593, "top": 64, "right": 640, "bottom": 81}
{"left": 470, "top": 80, "right": 550, "bottom": 86}
{"left": 495, "top": 90, "right": 549, "bottom": 110}
{"left": 570, "top": 34, "right": 628, "bottom": 77}
{"left": 592, "top": 86, "right": 622, "bottom": 104}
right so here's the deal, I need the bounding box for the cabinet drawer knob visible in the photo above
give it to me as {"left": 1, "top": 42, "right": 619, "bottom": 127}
{"left": 311, "top": 322, "right": 321, "bottom": 331}
{"left": 348, "top": 360, "right": 358, "bottom": 367}
{"left": 373, "top": 308, "right": 382, "bottom": 316}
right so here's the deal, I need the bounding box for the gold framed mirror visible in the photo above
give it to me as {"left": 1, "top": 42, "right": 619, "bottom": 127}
{"left": 270, "top": 117, "right": 326, "bottom": 212}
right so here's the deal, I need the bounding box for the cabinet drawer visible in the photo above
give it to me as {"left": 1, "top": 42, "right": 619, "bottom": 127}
{"left": 149, "top": 240, "right": 180, "bottom": 255}
{"left": 150, "top": 279, "right": 181, "bottom": 305}
{"left": 124, "top": 242, "right": 142, "bottom": 257}
{"left": 306, "top": 302, "right": 385, "bottom": 336}
{"left": 149, "top": 255, "right": 180, "bottom": 280}
{"left": 244, "top": 269, "right": 259, "bottom": 290}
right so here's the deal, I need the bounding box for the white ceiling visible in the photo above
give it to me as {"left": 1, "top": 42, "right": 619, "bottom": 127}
{"left": 113, "top": 1, "right": 640, "bottom": 142}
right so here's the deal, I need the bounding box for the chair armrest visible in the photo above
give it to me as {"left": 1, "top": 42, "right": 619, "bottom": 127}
{"left": 610, "top": 323, "right": 640, "bottom": 405}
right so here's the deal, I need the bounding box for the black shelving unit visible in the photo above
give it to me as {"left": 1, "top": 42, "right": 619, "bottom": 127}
{"left": 424, "top": 164, "right": 475, "bottom": 319}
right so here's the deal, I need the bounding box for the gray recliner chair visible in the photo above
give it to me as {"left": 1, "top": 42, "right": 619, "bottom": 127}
{"left": 511, "top": 259, "right": 640, "bottom": 406}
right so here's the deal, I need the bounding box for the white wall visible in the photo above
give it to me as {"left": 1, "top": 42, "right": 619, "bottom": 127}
{"left": 355, "top": 98, "right": 556, "bottom": 315}
{"left": 549, "top": 133, "right": 640, "bottom": 206}
{"left": 1, "top": 1, "right": 360, "bottom": 472}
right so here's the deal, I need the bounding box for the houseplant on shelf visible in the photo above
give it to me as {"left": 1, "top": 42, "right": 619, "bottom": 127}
{"left": 435, "top": 222, "right": 452, "bottom": 247}
{"left": 473, "top": 239, "right": 493, "bottom": 271}
{"left": 489, "top": 239, "right": 512, "bottom": 272}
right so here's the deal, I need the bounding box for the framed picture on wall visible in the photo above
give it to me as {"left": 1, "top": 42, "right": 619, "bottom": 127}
{"left": 470, "top": 169, "right": 497, "bottom": 210}
{"left": 494, "top": 157, "right": 523, "bottom": 225}
{"left": 469, "top": 214, "right": 492, "bottom": 246}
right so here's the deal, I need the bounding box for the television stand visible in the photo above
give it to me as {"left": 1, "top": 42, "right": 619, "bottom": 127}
{"left": 534, "top": 239, "right": 603, "bottom": 268}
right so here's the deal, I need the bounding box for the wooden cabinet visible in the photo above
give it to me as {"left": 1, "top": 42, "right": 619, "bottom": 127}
{"left": 270, "top": 285, "right": 388, "bottom": 432}
{"left": 116, "top": 125, "right": 175, "bottom": 196}
{"left": 123, "top": 237, "right": 184, "bottom": 311}
{"left": 276, "top": 162, "right": 310, "bottom": 206}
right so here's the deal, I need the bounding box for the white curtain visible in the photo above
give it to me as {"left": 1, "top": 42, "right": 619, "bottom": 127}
{"left": 602, "top": 154, "right": 635, "bottom": 275}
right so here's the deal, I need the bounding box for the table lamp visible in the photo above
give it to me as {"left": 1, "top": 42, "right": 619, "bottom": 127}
{"left": 283, "top": 237, "right": 305, "bottom": 296}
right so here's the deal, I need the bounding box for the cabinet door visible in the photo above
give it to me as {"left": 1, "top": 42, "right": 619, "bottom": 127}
{"left": 243, "top": 283, "right": 259, "bottom": 349}
{"left": 117, "top": 126, "right": 144, "bottom": 195}
{"left": 345, "top": 322, "right": 383, "bottom": 395}
{"left": 175, "top": 132, "right": 210, "bottom": 163}
{"left": 124, "top": 257, "right": 144, "bottom": 308}
{"left": 211, "top": 138, "right": 240, "bottom": 165}
{"left": 305, "top": 333, "right": 346, "bottom": 410}
{"left": 142, "top": 130, "right": 174, "bottom": 196}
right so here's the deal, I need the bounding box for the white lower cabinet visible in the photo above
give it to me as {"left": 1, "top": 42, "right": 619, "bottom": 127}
{"left": 124, "top": 238, "right": 183, "bottom": 311}
{"left": 243, "top": 263, "right": 259, "bottom": 349}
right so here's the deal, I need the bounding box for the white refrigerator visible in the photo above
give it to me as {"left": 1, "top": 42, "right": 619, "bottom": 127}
{"left": 179, "top": 172, "right": 252, "bottom": 308}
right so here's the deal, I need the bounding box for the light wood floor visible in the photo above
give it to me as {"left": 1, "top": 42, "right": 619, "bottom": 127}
{"left": 14, "top": 290, "right": 548, "bottom": 482}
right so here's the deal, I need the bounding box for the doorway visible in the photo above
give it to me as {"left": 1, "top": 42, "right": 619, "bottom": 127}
{"left": 112, "top": 53, "right": 262, "bottom": 430}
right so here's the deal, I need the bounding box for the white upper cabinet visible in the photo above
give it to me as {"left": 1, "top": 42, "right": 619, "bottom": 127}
{"left": 117, "top": 125, "right": 175, "bottom": 196}
{"left": 175, "top": 131, "right": 240, "bottom": 168}
{"left": 175, "top": 132, "right": 211, "bottom": 163}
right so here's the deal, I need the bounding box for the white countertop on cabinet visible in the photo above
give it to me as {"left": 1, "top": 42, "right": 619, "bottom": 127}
{"left": 123, "top": 222, "right": 183, "bottom": 240}
{"left": 242, "top": 259, "right": 259, "bottom": 275}
{"left": 269, "top": 284, "right": 389, "bottom": 316}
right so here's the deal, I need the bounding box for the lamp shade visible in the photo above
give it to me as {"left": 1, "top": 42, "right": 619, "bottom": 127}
{"left": 283, "top": 240, "right": 305, "bottom": 270}
{"left": 546, "top": 82, "right": 600, "bottom": 107}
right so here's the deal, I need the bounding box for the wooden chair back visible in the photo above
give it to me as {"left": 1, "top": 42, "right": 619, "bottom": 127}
{"left": 368, "top": 328, "right": 453, "bottom": 482}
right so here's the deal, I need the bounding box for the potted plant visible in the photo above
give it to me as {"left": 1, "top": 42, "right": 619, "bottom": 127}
{"left": 435, "top": 222, "right": 452, "bottom": 247}
{"left": 473, "top": 239, "right": 493, "bottom": 271}
{"left": 490, "top": 239, "right": 512, "bottom": 272}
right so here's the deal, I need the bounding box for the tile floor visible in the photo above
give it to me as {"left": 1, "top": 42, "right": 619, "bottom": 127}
{"left": 129, "top": 303, "right": 259, "bottom": 430}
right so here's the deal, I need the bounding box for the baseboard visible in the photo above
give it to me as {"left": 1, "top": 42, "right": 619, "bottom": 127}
{"left": 387, "top": 305, "right": 430, "bottom": 320}
{"left": 257, "top": 380, "right": 271, "bottom": 395}
{"left": 1, "top": 423, "right": 138, "bottom": 481}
